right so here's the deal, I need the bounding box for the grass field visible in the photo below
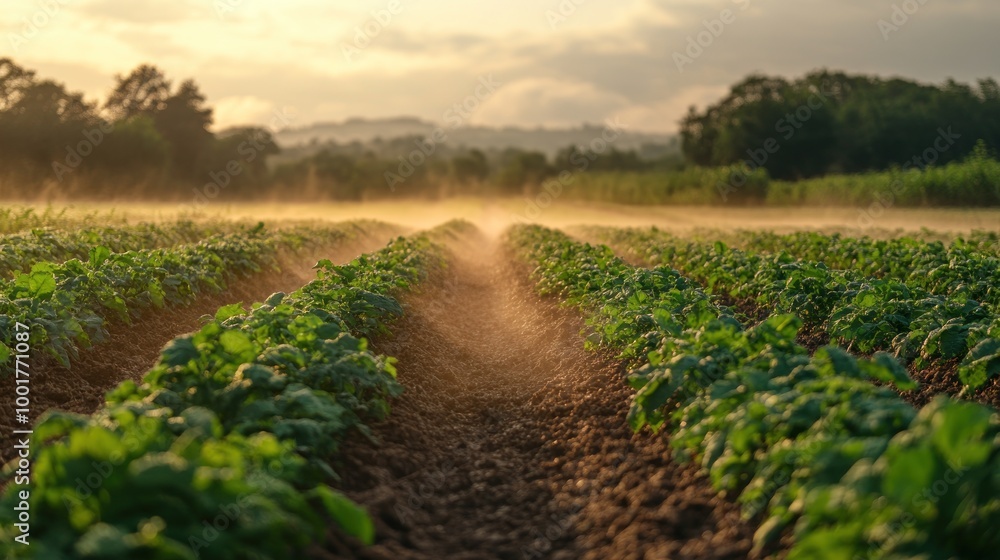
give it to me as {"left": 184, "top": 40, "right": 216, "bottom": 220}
{"left": 1, "top": 204, "right": 999, "bottom": 559}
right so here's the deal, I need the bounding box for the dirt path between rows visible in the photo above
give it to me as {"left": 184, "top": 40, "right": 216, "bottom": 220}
{"left": 314, "top": 241, "right": 754, "bottom": 560}
{"left": 0, "top": 233, "right": 398, "bottom": 460}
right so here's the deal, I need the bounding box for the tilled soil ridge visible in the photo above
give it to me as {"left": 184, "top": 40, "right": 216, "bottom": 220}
{"left": 315, "top": 243, "right": 754, "bottom": 560}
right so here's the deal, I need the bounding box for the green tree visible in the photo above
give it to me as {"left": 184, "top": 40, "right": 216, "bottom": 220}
{"left": 104, "top": 64, "right": 171, "bottom": 120}
{"left": 495, "top": 149, "right": 551, "bottom": 193}
{"left": 154, "top": 79, "right": 214, "bottom": 182}
{"left": 680, "top": 70, "right": 1000, "bottom": 179}
{"left": 451, "top": 149, "right": 489, "bottom": 183}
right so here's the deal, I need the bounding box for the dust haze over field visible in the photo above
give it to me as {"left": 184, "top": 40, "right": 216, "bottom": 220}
{"left": 12, "top": 200, "right": 1000, "bottom": 238}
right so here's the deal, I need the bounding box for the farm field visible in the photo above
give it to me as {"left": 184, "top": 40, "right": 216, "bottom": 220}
{"left": 0, "top": 209, "right": 999, "bottom": 559}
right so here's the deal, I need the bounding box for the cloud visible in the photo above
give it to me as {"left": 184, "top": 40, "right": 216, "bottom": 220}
{"left": 212, "top": 95, "right": 277, "bottom": 130}
{"left": 472, "top": 78, "right": 630, "bottom": 129}
{"left": 616, "top": 86, "right": 730, "bottom": 133}
{"left": 81, "top": 0, "right": 206, "bottom": 24}
{"left": 12, "top": 0, "right": 998, "bottom": 133}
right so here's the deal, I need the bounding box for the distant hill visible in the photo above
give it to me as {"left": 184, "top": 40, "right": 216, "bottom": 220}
{"left": 273, "top": 117, "right": 678, "bottom": 159}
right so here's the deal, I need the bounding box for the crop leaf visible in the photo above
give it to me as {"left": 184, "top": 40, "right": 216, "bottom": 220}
{"left": 220, "top": 330, "right": 256, "bottom": 362}
{"left": 923, "top": 324, "right": 969, "bottom": 359}
{"left": 312, "top": 486, "right": 375, "bottom": 545}
{"left": 929, "top": 400, "right": 994, "bottom": 466}
{"left": 215, "top": 302, "right": 245, "bottom": 322}
{"left": 861, "top": 353, "right": 918, "bottom": 391}
{"left": 88, "top": 245, "right": 111, "bottom": 267}
{"left": 161, "top": 336, "right": 200, "bottom": 367}
{"left": 14, "top": 265, "right": 57, "bottom": 300}
{"left": 959, "top": 339, "right": 1000, "bottom": 390}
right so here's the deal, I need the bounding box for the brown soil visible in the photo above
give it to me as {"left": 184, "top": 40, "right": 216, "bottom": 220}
{"left": 311, "top": 243, "right": 755, "bottom": 560}
{"left": 795, "top": 324, "right": 831, "bottom": 353}
{"left": 898, "top": 359, "right": 1000, "bottom": 410}
{"left": 0, "top": 234, "right": 397, "bottom": 461}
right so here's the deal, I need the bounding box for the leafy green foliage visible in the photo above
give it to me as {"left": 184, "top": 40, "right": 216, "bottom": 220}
{"left": 0, "top": 222, "right": 373, "bottom": 372}
{"left": 0, "top": 231, "right": 445, "bottom": 559}
{"left": 735, "top": 229, "right": 1000, "bottom": 311}
{"left": 791, "top": 398, "right": 1000, "bottom": 559}
{"left": 508, "top": 225, "right": 1000, "bottom": 560}
{"left": 682, "top": 70, "right": 1000, "bottom": 184}
{"left": 590, "top": 226, "right": 1000, "bottom": 391}
{"left": 0, "top": 220, "right": 241, "bottom": 279}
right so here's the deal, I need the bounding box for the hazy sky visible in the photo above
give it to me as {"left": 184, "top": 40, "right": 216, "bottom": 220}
{"left": 3, "top": 0, "right": 999, "bottom": 132}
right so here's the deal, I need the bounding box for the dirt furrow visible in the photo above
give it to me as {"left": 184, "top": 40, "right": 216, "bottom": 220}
{"left": 315, "top": 243, "right": 753, "bottom": 560}
{"left": 0, "top": 234, "right": 396, "bottom": 459}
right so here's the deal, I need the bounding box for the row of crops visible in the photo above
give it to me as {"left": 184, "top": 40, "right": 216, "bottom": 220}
{"left": 726, "top": 229, "right": 1000, "bottom": 308}
{"left": 0, "top": 222, "right": 239, "bottom": 279}
{"left": 585, "top": 227, "right": 1000, "bottom": 401}
{"left": 3, "top": 217, "right": 998, "bottom": 558}
{"left": 0, "top": 222, "right": 450, "bottom": 558}
{"left": 0, "top": 221, "right": 393, "bottom": 370}
{"left": 0, "top": 208, "right": 133, "bottom": 237}
{"left": 507, "top": 225, "right": 1000, "bottom": 559}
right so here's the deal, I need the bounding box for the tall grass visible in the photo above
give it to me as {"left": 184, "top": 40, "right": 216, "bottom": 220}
{"left": 551, "top": 164, "right": 769, "bottom": 205}
{"left": 550, "top": 149, "right": 1000, "bottom": 207}
{"left": 768, "top": 148, "right": 1000, "bottom": 207}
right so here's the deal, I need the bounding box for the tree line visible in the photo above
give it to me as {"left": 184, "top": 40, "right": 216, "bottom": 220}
{"left": 1, "top": 59, "right": 998, "bottom": 205}
{"left": 0, "top": 58, "right": 672, "bottom": 201}
{"left": 680, "top": 70, "right": 1000, "bottom": 180}
{"left": 267, "top": 140, "right": 676, "bottom": 200}
{"left": 0, "top": 59, "right": 274, "bottom": 200}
